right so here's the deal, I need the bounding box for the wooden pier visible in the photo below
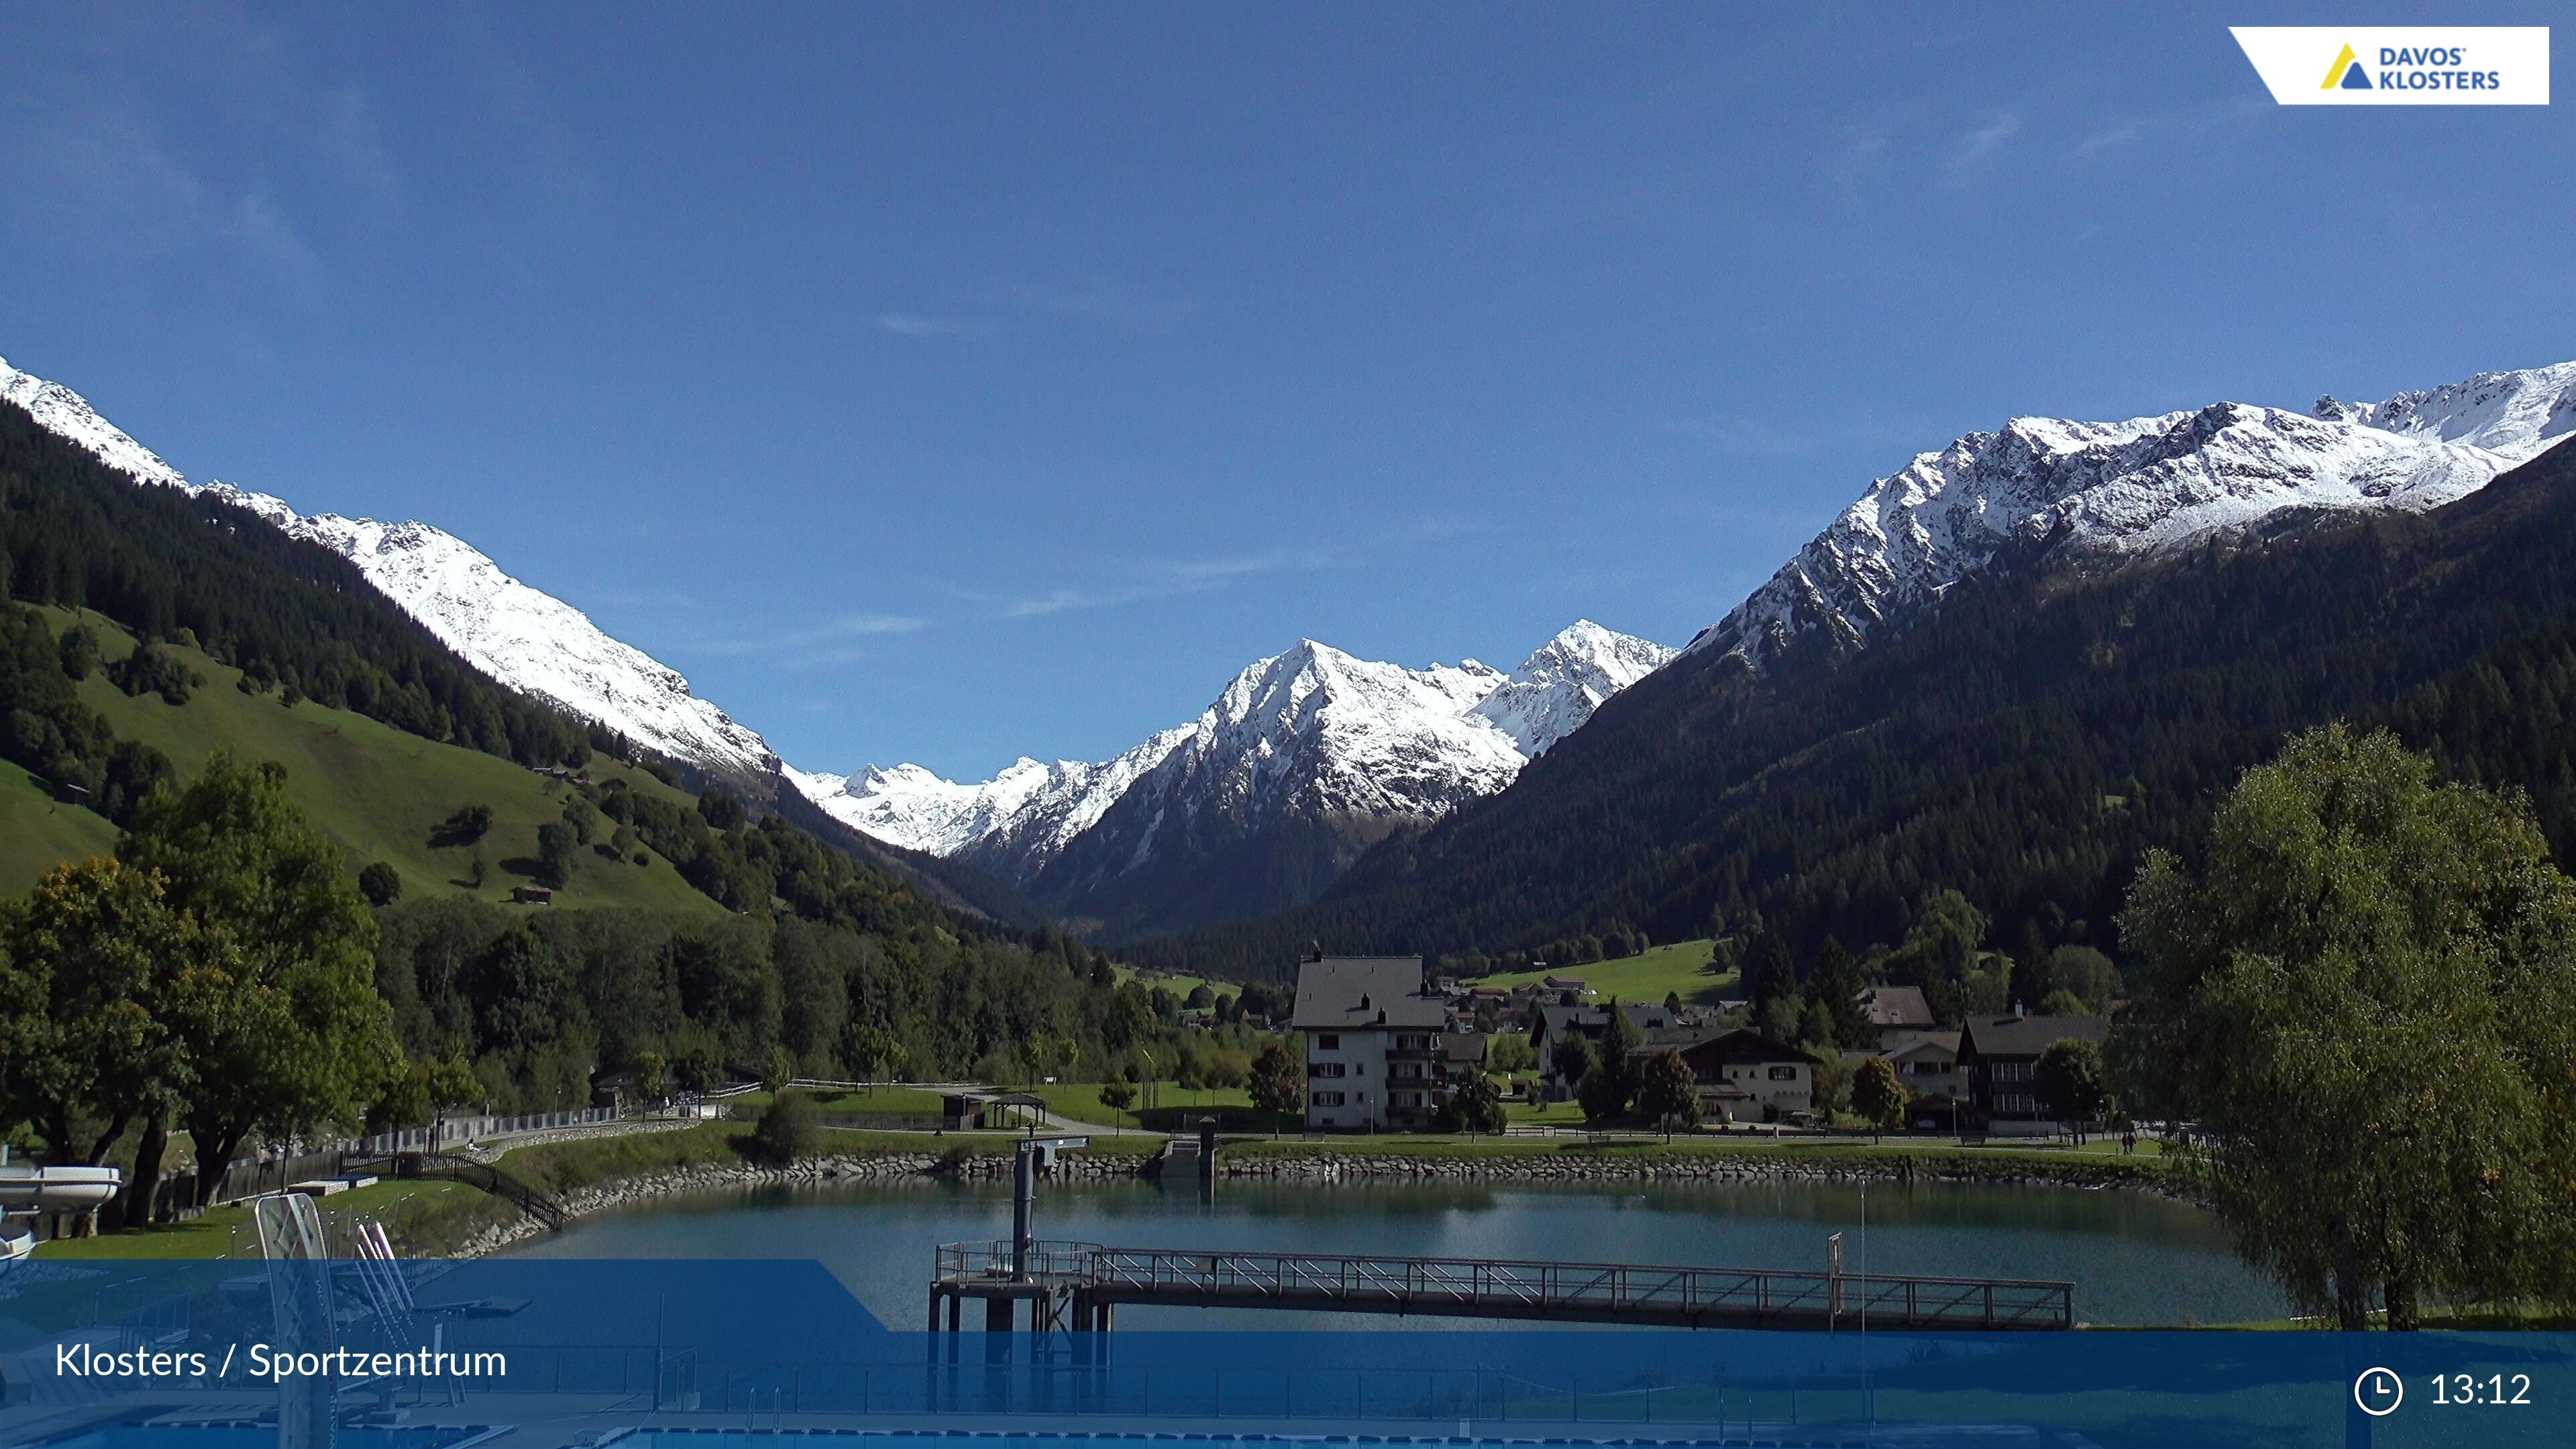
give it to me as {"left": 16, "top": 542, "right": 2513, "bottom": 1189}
{"left": 930, "top": 1240, "right": 2076, "bottom": 1332}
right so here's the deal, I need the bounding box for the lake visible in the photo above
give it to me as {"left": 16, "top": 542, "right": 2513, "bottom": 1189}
{"left": 501, "top": 1175, "right": 2291, "bottom": 1328}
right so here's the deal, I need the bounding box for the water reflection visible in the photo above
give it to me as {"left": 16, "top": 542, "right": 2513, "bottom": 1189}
{"left": 505, "top": 1175, "right": 2286, "bottom": 1329}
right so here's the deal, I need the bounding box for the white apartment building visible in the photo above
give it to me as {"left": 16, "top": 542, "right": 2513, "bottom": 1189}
{"left": 1292, "top": 955, "right": 1450, "bottom": 1131}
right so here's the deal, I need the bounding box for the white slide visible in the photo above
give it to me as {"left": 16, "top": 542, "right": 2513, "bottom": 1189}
{"left": 0, "top": 1164, "right": 124, "bottom": 1212}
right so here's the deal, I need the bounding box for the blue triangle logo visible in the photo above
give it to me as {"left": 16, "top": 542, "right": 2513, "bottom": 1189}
{"left": 2341, "top": 61, "right": 2373, "bottom": 90}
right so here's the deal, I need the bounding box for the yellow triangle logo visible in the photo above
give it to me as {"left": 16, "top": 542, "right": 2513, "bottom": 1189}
{"left": 2320, "top": 42, "right": 2359, "bottom": 89}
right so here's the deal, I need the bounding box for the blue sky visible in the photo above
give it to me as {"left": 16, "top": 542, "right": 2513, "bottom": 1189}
{"left": 3, "top": 5, "right": 2570, "bottom": 779}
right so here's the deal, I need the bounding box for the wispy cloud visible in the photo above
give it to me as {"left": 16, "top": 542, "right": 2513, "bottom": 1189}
{"left": 2072, "top": 123, "right": 2142, "bottom": 163}
{"left": 2067, "top": 98, "right": 2269, "bottom": 169}
{"left": 692, "top": 611, "right": 927, "bottom": 659}
{"left": 875, "top": 313, "right": 1000, "bottom": 339}
{"left": 820, "top": 613, "right": 927, "bottom": 637}
{"left": 987, "top": 547, "right": 1332, "bottom": 623}
{"left": 982, "top": 275, "right": 1198, "bottom": 332}
{"left": 1943, "top": 113, "right": 2022, "bottom": 185}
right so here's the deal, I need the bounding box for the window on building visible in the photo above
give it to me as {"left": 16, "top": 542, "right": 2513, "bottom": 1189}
{"left": 1311, "top": 1091, "right": 1346, "bottom": 1108}
{"left": 1767, "top": 1065, "right": 1799, "bottom": 1081}
{"left": 1317, "top": 1034, "right": 1340, "bottom": 1050}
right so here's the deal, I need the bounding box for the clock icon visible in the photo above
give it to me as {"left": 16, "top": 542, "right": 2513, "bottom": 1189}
{"left": 2355, "top": 1367, "right": 2404, "bottom": 1417}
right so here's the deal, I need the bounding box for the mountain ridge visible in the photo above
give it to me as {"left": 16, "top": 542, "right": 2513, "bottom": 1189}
{"left": 1682, "top": 362, "right": 2576, "bottom": 669}
{"left": 794, "top": 622, "right": 1678, "bottom": 934}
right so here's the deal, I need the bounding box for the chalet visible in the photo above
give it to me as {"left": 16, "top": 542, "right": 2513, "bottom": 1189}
{"left": 1857, "top": 985, "right": 1935, "bottom": 1046}
{"left": 1957, "top": 1012, "right": 2108, "bottom": 1133}
{"left": 1635, "top": 1028, "right": 1820, "bottom": 1123}
{"left": 1843, "top": 1030, "right": 1964, "bottom": 1129}
{"left": 1293, "top": 955, "right": 1452, "bottom": 1131}
{"left": 1531, "top": 1002, "right": 1681, "bottom": 1089}
{"left": 511, "top": 885, "right": 555, "bottom": 906}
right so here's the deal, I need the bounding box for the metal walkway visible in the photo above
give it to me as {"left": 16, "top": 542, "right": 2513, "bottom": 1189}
{"left": 930, "top": 1240, "right": 2074, "bottom": 1332}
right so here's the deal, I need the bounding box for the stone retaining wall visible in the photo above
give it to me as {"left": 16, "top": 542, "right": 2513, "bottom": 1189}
{"left": 450, "top": 1146, "right": 1155, "bottom": 1257}
{"left": 443, "top": 1142, "right": 2168, "bottom": 1257}
{"left": 1221, "top": 1148, "right": 2172, "bottom": 1193}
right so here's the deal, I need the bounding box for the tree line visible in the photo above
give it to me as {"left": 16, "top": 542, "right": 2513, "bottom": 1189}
{"left": 0, "top": 750, "right": 1263, "bottom": 1230}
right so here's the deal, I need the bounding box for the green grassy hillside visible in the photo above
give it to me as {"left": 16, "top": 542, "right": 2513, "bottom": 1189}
{"left": 1462, "top": 938, "right": 1739, "bottom": 1006}
{"left": 0, "top": 756, "right": 122, "bottom": 893}
{"left": 5, "top": 607, "right": 723, "bottom": 916}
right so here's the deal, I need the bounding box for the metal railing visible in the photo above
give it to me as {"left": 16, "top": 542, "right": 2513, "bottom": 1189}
{"left": 935, "top": 1238, "right": 1103, "bottom": 1284}
{"left": 934, "top": 1241, "right": 2073, "bottom": 1330}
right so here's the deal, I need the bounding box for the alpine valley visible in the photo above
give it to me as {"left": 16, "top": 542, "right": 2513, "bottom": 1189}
{"left": 1134, "top": 359, "right": 2576, "bottom": 980}
{"left": 9, "top": 350, "right": 2576, "bottom": 961}
{"left": 0, "top": 352, "right": 1674, "bottom": 938}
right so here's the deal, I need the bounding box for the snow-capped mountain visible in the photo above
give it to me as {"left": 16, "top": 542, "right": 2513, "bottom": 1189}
{"left": 796, "top": 623, "right": 1675, "bottom": 909}
{"left": 278, "top": 514, "right": 780, "bottom": 782}
{"left": 0, "top": 354, "right": 782, "bottom": 784}
{"left": 785, "top": 723, "right": 1188, "bottom": 876}
{"left": 1684, "top": 362, "right": 2576, "bottom": 666}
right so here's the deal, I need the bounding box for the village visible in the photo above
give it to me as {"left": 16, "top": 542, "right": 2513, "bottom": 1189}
{"left": 1282, "top": 954, "right": 2112, "bottom": 1140}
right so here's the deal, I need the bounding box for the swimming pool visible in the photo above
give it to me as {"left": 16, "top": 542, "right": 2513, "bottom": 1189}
{"left": 35, "top": 1424, "right": 498, "bottom": 1449}
{"left": 605, "top": 1423, "right": 1813, "bottom": 1433}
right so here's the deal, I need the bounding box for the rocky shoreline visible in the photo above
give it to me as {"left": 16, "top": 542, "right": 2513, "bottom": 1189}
{"left": 442, "top": 1140, "right": 2173, "bottom": 1256}
{"left": 1220, "top": 1148, "right": 2175, "bottom": 1193}
{"left": 449, "top": 1145, "right": 1155, "bottom": 1257}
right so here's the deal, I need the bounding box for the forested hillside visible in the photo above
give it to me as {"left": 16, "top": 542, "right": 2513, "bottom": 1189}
{"left": 1134, "top": 437, "right": 2576, "bottom": 981}
{"left": 0, "top": 392, "right": 1208, "bottom": 1134}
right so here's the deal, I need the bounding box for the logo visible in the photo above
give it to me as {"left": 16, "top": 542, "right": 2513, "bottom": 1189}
{"left": 2232, "top": 28, "right": 2548, "bottom": 105}
{"left": 2320, "top": 44, "right": 2371, "bottom": 91}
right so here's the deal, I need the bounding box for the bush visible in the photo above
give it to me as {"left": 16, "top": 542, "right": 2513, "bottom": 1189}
{"left": 358, "top": 861, "right": 402, "bottom": 906}
{"left": 754, "top": 1090, "right": 820, "bottom": 1163}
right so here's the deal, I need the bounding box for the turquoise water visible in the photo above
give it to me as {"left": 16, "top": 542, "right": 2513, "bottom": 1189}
{"left": 502, "top": 1175, "right": 2290, "bottom": 1328}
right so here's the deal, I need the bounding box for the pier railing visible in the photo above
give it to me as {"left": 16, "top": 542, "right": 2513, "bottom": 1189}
{"left": 936, "top": 1239, "right": 1102, "bottom": 1285}
{"left": 933, "top": 1241, "right": 2075, "bottom": 1330}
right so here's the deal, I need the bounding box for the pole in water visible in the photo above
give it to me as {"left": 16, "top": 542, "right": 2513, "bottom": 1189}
{"left": 1013, "top": 1145, "right": 1035, "bottom": 1279}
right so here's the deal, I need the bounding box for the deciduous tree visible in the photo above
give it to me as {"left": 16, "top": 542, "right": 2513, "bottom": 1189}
{"left": 1853, "top": 1056, "right": 1905, "bottom": 1140}
{"left": 2119, "top": 725, "right": 2576, "bottom": 1330}
{"left": 117, "top": 753, "right": 401, "bottom": 1205}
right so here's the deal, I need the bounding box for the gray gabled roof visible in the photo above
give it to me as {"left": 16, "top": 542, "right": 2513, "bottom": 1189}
{"left": 1959, "top": 1014, "right": 2106, "bottom": 1061}
{"left": 1292, "top": 955, "right": 1446, "bottom": 1030}
{"left": 1859, "top": 985, "right": 1935, "bottom": 1028}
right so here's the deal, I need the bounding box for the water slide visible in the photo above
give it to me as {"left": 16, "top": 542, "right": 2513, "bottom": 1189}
{"left": 0, "top": 1163, "right": 124, "bottom": 1262}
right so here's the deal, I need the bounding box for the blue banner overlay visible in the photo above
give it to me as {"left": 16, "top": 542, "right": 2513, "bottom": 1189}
{"left": 2, "top": 1260, "right": 2567, "bottom": 1448}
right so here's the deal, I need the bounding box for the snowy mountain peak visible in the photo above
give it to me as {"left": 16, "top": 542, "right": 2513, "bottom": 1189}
{"left": 1686, "top": 360, "right": 2576, "bottom": 667}
{"left": 2312, "top": 361, "right": 2576, "bottom": 459}
{"left": 1472, "top": 620, "right": 1678, "bottom": 753}
{"left": 798, "top": 621, "right": 1672, "bottom": 887}
{"left": 0, "top": 354, "right": 781, "bottom": 784}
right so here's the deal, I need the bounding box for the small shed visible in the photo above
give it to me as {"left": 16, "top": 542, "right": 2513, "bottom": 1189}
{"left": 511, "top": 885, "right": 555, "bottom": 906}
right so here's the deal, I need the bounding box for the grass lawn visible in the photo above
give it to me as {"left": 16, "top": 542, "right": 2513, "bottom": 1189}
{"left": 19, "top": 607, "right": 724, "bottom": 917}
{"left": 1507, "top": 1097, "right": 1589, "bottom": 1127}
{"left": 34, "top": 1178, "right": 490, "bottom": 1260}
{"left": 718, "top": 1085, "right": 952, "bottom": 1118}
{"left": 1463, "top": 938, "right": 1739, "bottom": 1008}
{"left": 1028, "top": 1081, "right": 1293, "bottom": 1134}
{"left": 1112, "top": 963, "right": 1235, "bottom": 1003}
